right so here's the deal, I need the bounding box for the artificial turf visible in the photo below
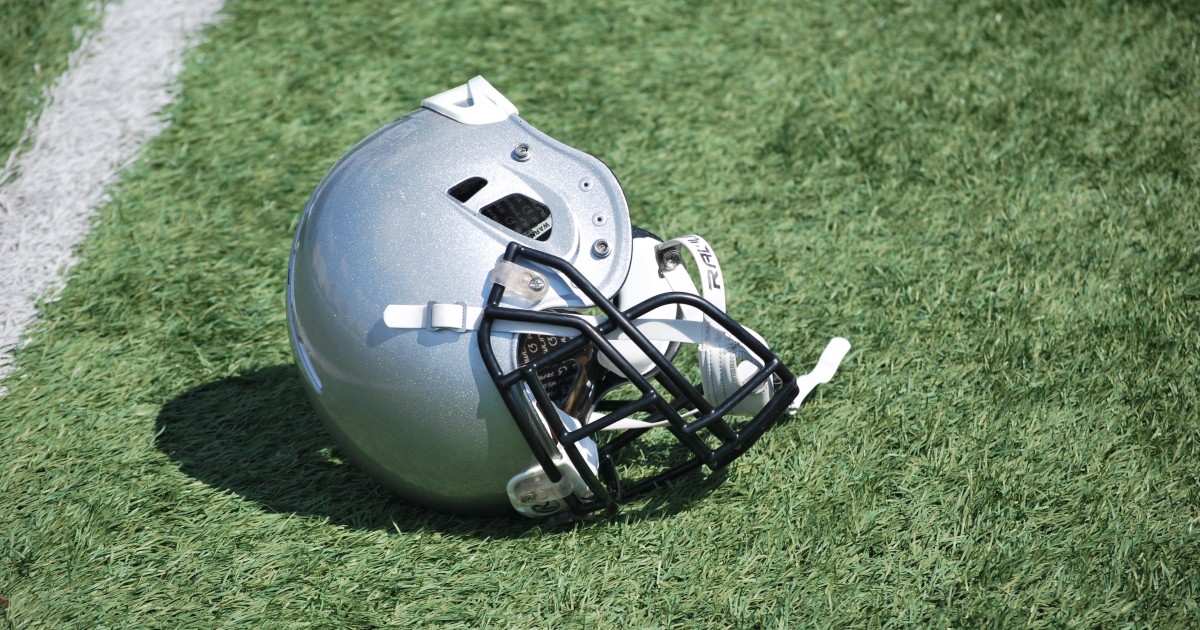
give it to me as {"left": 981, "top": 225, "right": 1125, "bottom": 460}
{"left": 0, "top": 0, "right": 100, "bottom": 178}
{"left": 2, "top": 0, "right": 1198, "bottom": 626}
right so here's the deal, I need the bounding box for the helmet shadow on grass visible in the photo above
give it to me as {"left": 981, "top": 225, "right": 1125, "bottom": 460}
{"left": 154, "top": 365, "right": 724, "bottom": 537}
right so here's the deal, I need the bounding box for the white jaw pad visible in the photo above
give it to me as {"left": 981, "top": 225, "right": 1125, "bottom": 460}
{"left": 598, "top": 235, "right": 681, "bottom": 376}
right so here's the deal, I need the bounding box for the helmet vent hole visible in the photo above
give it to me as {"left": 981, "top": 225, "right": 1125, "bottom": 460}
{"left": 480, "top": 193, "right": 553, "bottom": 241}
{"left": 447, "top": 176, "right": 488, "bottom": 202}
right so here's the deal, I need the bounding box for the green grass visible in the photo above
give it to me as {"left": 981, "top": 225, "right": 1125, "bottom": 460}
{"left": 3, "top": 0, "right": 1199, "bottom": 626}
{"left": 0, "top": 0, "right": 101, "bottom": 173}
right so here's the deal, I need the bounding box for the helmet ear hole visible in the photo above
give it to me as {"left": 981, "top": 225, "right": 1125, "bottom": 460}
{"left": 480, "top": 193, "right": 553, "bottom": 241}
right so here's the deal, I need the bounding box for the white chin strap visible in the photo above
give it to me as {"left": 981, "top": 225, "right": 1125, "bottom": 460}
{"left": 381, "top": 234, "right": 850, "bottom": 423}
{"left": 597, "top": 235, "right": 849, "bottom": 428}
{"left": 657, "top": 235, "right": 776, "bottom": 417}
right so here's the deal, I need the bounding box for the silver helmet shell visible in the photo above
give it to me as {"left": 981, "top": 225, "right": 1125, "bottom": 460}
{"left": 288, "top": 77, "right": 823, "bottom": 519}
{"left": 288, "top": 78, "right": 631, "bottom": 514}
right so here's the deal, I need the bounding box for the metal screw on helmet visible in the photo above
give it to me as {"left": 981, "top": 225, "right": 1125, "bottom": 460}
{"left": 512, "top": 143, "right": 531, "bottom": 162}
{"left": 592, "top": 239, "right": 611, "bottom": 258}
{"left": 527, "top": 276, "right": 546, "bottom": 292}
{"left": 659, "top": 248, "right": 682, "bottom": 271}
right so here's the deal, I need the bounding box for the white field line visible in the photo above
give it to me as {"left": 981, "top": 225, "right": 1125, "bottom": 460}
{"left": 0, "top": 0, "right": 224, "bottom": 392}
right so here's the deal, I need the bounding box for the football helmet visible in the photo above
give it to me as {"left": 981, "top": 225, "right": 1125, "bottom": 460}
{"left": 287, "top": 76, "right": 848, "bottom": 520}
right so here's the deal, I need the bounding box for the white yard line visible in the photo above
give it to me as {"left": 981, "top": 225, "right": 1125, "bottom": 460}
{"left": 0, "top": 0, "right": 224, "bottom": 392}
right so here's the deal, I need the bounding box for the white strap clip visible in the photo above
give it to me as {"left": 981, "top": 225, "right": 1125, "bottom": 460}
{"left": 383, "top": 303, "right": 483, "bottom": 332}
{"left": 429, "top": 302, "right": 469, "bottom": 332}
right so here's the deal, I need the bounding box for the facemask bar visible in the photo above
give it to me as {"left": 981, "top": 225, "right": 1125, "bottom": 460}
{"left": 477, "top": 241, "right": 800, "bottom": 518}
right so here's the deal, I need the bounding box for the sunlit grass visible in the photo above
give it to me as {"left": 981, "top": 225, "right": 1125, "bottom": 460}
{"left": 2, "top": 0, "right": 1197, "bottom": 626}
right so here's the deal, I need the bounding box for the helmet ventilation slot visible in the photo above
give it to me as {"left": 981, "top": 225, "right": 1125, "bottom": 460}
{"left": 447, "top": 176, "right": 488, "bottom": 202}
